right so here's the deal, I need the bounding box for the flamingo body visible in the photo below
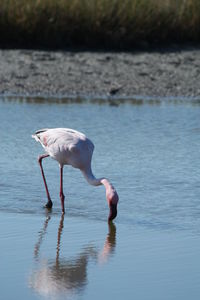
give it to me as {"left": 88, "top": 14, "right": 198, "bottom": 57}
{"left": 32, "top": 128, "right": 118, "bottom": 221}
{"left": 33, "top": 128, "right": 94, "bottom": 169}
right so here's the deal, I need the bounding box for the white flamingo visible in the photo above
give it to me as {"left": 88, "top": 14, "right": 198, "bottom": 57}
{"left": 32, "top": 128, "right": 118, "bottom": 221}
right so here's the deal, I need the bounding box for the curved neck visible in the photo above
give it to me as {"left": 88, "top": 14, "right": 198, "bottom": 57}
{"left": 81, "top": 167, "right": 114, "bottom": 192}
{"left": 82, "top": 167, "right": 118, "bottom": 210}
{"left": 81, "top": 167, "right": 103, "bottom": 186}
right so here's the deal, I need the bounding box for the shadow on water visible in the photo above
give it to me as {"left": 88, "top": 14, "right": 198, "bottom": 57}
{"left": 1, "top": 94, "right": 200, "bottom": 106}
{"left": 30, "top": 213, "right": 117, "bottom": 298}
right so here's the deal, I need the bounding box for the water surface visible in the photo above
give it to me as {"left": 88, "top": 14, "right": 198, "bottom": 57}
{"left": 0, "top": 97, "right": 200, "bottom": 299}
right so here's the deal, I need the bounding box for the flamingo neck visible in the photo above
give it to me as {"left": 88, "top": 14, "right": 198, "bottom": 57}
{"left": 81, "top": 168, "right": 118, "bottom": 205}
{"left": 81, "top": 168, "right": 113, "bottom": 190}
{"left": 81, "top": 167, "right": 103, "bottom": 186}
{"left": 100, "top": 178, "right": 118, "bottom": 204}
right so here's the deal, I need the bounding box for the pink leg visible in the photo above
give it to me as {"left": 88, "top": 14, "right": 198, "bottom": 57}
{"left": 60, "top": 166, "right": 65, "bottom": 214}
{"left": 38, "top": 154, "right": 53, "bottom": 209}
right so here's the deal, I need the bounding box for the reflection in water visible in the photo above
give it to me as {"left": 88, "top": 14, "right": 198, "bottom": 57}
{"left": 29, "top": 215, "right": 116, "bottom": 298}
{"left": 98, "top": 222, "right": 116, "bottom": 264}
{"left": 34, "top": 214, "right": 51, "bottom": 261}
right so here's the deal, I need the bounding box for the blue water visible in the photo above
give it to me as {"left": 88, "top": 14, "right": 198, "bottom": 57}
{"left": 0, "top": 97, "right": 200, "bottom": 299}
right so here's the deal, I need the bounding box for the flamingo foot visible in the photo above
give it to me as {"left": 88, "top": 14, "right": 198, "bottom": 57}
{"left": 44, "top": 199, "right": 53, "bottom": 209}
{"left": 108, "top": 203, "right": 117, "bottom": 222}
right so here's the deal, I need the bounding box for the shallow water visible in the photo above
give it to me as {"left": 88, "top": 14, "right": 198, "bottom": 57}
{"left": 0, "top": 97, "right": 200, "bottom": 299}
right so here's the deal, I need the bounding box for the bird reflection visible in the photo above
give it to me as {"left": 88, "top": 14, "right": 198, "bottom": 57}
{"left": 29, "top": 214, "right": 116, "bottom": 298}
{"left": 98, "top": 221, "right": 116, "bottom": 264}
{"left": 34, "top": 213, "right": 51, "bottom": 260}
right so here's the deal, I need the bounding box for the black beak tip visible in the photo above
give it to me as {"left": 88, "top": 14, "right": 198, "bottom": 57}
{"left": 108, "top": 203, "right": 118, "bottom": 222}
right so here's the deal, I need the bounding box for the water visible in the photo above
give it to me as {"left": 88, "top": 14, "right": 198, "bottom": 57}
{"left": 0, "top": 97, "right": 200, "bottom": 299}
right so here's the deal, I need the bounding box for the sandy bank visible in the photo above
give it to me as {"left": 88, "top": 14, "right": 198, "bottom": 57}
{"left": 0, "top": 48, "right": 200, "bottom": 99}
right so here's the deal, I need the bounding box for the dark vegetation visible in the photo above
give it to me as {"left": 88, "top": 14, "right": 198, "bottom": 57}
{"left": 0, "top": 0, "right": 200, "bottom": 50}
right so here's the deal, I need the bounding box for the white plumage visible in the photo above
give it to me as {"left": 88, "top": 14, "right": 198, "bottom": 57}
{"left": 32, "top": 128, "right": 94, "bottom": 169}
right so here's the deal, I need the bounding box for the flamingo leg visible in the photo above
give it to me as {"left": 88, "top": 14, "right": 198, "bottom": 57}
{"left": 60, "top": 166, "right": 65, "bottom": 214}
{"left": 38, "top": 154, "right": 53, "bottom": 209}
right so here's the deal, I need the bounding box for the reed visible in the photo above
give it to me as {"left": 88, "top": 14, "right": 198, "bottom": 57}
{"left": 0, "top": 0, "right": 200, "bottom": 49}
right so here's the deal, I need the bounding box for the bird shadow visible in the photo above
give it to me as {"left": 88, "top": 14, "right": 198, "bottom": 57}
{"left": 29, "top": 213, "right": 117, "bottom": 297}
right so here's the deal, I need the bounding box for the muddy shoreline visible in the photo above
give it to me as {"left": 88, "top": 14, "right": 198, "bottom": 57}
{"left": 0, "top": 48, "right": 200, "bottom": 99}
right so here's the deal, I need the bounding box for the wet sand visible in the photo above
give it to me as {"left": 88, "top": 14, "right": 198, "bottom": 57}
{"left": 0, "top": 48, "right": 200, "bottom": 98}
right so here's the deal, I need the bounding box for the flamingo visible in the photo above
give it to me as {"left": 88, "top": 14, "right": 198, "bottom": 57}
{"left": 32, "top": 128, "right": 118, "bottom": 221}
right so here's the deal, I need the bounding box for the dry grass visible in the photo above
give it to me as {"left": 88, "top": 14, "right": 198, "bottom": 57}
{"left": 0, "top": 0, "right": 200, "bottom": 49}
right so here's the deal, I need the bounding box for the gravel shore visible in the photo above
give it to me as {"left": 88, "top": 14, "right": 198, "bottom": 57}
{"left": 0, "top": 48, "right": 200, "bottom": 99}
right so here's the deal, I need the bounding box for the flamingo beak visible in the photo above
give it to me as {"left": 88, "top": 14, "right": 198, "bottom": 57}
{"left": 108, "top": 202, "right": 118, "bottom": 222}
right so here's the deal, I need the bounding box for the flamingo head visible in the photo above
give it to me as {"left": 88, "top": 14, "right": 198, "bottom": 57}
{"left": 107, "top": 190, "right": 119, "bottom": 222}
